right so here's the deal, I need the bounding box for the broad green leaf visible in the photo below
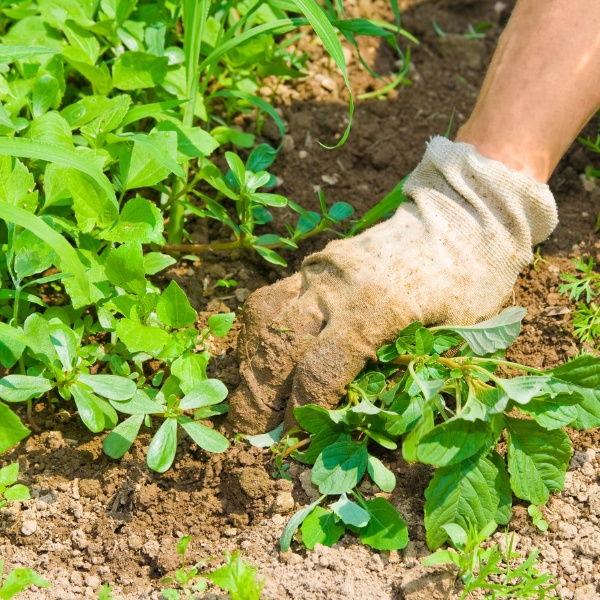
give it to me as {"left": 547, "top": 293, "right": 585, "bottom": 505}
{"left": 171, "top": 353, "right": 209, "bottom": 394}
{"left": 280, "top": 498, "right": 323, "bottom": 552}
{"left": 0, "top": 375, "right": 52, "bottom": 403}
{"left": 402, "top": 400, "right": 435, "bottom": 462}
{"left": 433, "top": 306, "right": 526, "bottom": 355}
{"left": 489, "top": 450, "right": 512, "bottom": 525}
{"left": 147, "top": 417, "right": 178, "bottom": 473}
{"left": 412, "top": 371, "right": 446, "bottom": 402}
{"left": 0, "top": 137, "right": 114, "bottom": 207}
{"left": 417, "top": 414, "right": 490, "bottom": 467}
{"left": 363, "top": 429, "right": 397, "bottom": 449}
{"left": 0, "top": 155, "right": 35, "bottom": 208}
{"left": 116, "top": 319, "right": 171, "bottom": 355}
{"left": 294, "top": 405, "right": 337, "bottom": 434}
{"left": 0, "top": 202, "right": 90, "bottom": 305}
{"left": 208, "top": 312, "right": 235, "bottom": 338}
{"left": 246, "top": 423, "right": 284, "bottom": 448}
{"left": 311, "top": 440, "right": 368, "bottom": 495}
{"left": 179, "top": 379, "right": 228, "bottom": 410}
{"left": 120, "top": 131, "right": 180, "bottom": 190}
{"left": 178, "top": 416, "right": 229, "bottom": 453}
{"left": 103, "top": 414, "right": 144, "bottom": 459}
{"left": 300, "top": 506, "right": 345, "bottom": 549}
{"left": 113, "top": 51, "right": 168, "bottom": 89}
{"left": 22, "top": 313, "right": 56, "bottom": 365}
{"left": 0, "top": 333, "right": 25, "bottom": 370}
{"left": 77, "top": 374, "right": 136, "bottom": 401}
{"left": 367, "top": 455, "right": 396, "bottom": 492}
{"left": 0, "top": 403, "right": 30, "bottom": 454}
{"left": 505, "top": 416, "right": 571, "bottom": 505}
{"left": 5, "top": 484, "right": 30, "bottom": 502}
{"left": 49, "top": 323, "right": 78, "bottom": 371}
{"left": 330, "top": 493, "right": 370, "bottom": 527}
{"left": 109, "top": 390, "right": 165, "bottom": 415}
{"left": 519, "top": 401, "right": 578, "bottom": 430}
{"left": 71, "top": 383, "right": 106, "bottom": 433}
{"left": 357, "top": 497, "right": 408, "bottom": 551}
{"left": 546, "top": 355, "right": 600, "bottom": 429}
{"left": 156, "top": 281, "right": 196, "bottom": 328}
{"left": 143, "top": 252, "right": 176, "bottom": 275}
{"left": 424, "top": 453, "right": 500, "bottom": 549}
{"left": 225, "top": 152, "right": 246, "bottom": 188}
{"left": 13, "top": 229, "right": 57, "bottom": 280}
{"left": 0, "top": 567, "right": 50, "bottom": 598}
{"left": 0, "top": 463, "right": 19, "bottom": 486}
{"left": 328, "top": 202, "right": 354, "bottom": 221}
{"left": 103, "top": 197, "right": 164, "bottom": 244}
{"left": 154, "top": 121, "right": 219, "bottom": 158}
{"left": 80, "top": 94, "right": 131, "bottom": 137}
{"left": 495, "top": 376, "right": 551, "bottom": 405}
{"left": 304, "top": 428, "right": 348, "bottom": 464}
{"left": 104, "top": 242, "right": 146, "bottom": 295}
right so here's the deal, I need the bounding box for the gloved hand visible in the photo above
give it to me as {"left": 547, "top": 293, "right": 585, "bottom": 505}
{"left": 227, "top": 136, "right": 558, "bottom": 434}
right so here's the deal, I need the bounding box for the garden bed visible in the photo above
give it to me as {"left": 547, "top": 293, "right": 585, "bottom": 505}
{"left": 2, "top": 0, "right": 600, "bottom": 598}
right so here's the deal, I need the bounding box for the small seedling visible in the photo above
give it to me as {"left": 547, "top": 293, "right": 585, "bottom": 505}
{"left": 528, "top": 505, "right": 549, "bottom": 532}
{"left": 217, "top": 279, "right": 238, "bottom": 289}
{"left": 0, "top": 463, "right": 30, "bottom": 509}
{"left": 423, "top": 523, "right": 558, "bottom": 599}
{"left": 161, "top": 537, "right": 264, "bottom": 600}
{"left": 559, "top": 257, "right": 600, "bottom": 345}
{"left": 160, "top": 536, "right": 208, "bottom": 599}
{"left": 0, "top": 560, "right": 50, "bottom": 599}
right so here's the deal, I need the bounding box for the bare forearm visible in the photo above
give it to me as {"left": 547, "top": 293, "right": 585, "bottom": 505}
{"left": 457, "top": 0, "right": 600, "bottom": 182}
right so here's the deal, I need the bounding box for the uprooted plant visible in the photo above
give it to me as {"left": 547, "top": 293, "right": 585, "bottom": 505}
{"left": 266, "top": 306, "right": 600, "bottom": 557}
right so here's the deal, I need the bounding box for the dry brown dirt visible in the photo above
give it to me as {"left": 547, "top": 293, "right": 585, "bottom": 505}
{"left": 3, "top": 0, "right": 600, "bottom": 598}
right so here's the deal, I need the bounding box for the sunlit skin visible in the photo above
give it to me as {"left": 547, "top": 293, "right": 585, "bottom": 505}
{"left": 457, "top": 0, "right": 600, "bottom": 183}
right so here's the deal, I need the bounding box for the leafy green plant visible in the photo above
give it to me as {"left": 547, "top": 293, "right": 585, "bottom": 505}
{"left": 559, "top": 257, "right": 600, "bottom": 345}
{"left": 423, "top": 522, "right": 558, "bottom": 599}
{"left": 0, "top": 463, "right": 30, "bottom": 509}
{"left": 160, "top": 537, "right": 264, "bottom": 600}
{"left": 0, "top": 560, "right": 50, "bottom": 600}
{"left": 275, "top": 307, "right": 600, "bottom": 552}
{"left": 0, "top": 0, "right": 414, "bottom": 462}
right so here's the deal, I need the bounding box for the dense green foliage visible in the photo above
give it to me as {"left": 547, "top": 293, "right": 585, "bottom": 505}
{"left": 272, "top": 307, "right": 600, "bottom": 552}
{"left": 0, "top": 0, "right": 411, "bottom": 465}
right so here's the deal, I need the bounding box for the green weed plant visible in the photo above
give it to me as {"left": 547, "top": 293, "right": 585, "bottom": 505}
{"left": 0, "top": 0, "right": 412, "bottom": 463}
{"left": 267, "top": 307, "right": 600, "bottom": 554}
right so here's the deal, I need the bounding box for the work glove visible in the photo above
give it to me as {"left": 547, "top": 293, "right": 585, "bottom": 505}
{"left": 227, "top": 136, "right": 558, "bottom": 434}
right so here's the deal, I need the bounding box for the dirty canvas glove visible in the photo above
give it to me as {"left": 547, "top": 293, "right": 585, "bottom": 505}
{"left": 227, "top": 136, "right": 558, "bottom": 434}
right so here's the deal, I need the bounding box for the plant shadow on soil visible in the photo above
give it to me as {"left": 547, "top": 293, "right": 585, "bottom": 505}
{"left": 3, "top": 0, "right": 600, "bottom": 598}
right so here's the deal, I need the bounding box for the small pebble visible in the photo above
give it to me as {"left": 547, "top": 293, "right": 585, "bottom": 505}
{"left": 21, "top": 519, "right": 37, "bottom": 536}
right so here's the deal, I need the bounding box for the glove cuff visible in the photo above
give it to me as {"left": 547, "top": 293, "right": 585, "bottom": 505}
{"left": 403, "top": 135, "right": 559, "bottom": 247}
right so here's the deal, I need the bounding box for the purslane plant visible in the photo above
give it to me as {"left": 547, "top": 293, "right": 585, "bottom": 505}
{"left": 274, "top": 307, "right": 600, "bottom": 552}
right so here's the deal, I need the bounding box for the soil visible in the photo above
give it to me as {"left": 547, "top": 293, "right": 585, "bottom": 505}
{"left": 3, "top": 0, "right": 600, "bottom": 599}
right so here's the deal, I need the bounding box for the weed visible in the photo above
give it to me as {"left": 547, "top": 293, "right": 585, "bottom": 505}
{"left": 0, "top": 560, "right": 50, "bottom": 599}
{"left": 267, "top": 307, "right": 600, "bottom": 552}
{"left": 559, "top": 257, "right": 600, "bottom": 346}
{"left": 423, "top": 523, "right": 558, "bottom": 599}
{"left": 160, "top": 537, "right": 264, "bottom": 600}
{"left": 0, "top": 463, "right": 29, "bottom": 509}
{"left": 527, "top": 505, "right": 549, "bottom": 532}
{"left": 0, "top": 0, "right": 412, "bottom": 465}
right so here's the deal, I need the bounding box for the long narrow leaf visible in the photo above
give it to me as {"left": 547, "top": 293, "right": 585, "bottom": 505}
{"left": 0, "top": 202, "right": 90, "bottom": 304}
{"left": 291, "top": 0, "right": 353, "bottom": 147}
{"left": 212, "top": 90, "right": 286, "bottom": 148}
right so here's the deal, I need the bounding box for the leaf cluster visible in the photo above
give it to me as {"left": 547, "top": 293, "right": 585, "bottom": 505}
{"left": 276, "top": 306, "right": 600, "bottom": 552}
{"left": 0, "top": 560, "right": 50, "bottom": 600}
{"left": 559, "top": 257, "right": 600, "bottom": 346}
{"left": 0, "top": 462, "right": 30, "bottom": 509}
